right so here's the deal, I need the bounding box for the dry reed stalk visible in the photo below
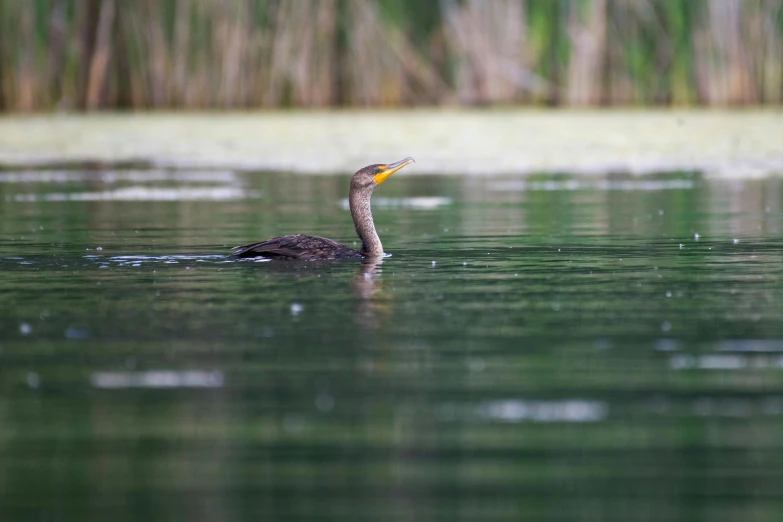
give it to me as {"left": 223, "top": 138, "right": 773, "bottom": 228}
{"left": 16, "top": 2, "right": 37, "bottom": 111}
{"left": 385, "top": 23, "right": 454, "bottom": 104}
{"left": 283, "top": 0, "right": 337, "bottom": 107}
{"left": 119, "top": 4, "right": 147, "bottom": 107}
{"left": 172, "top": 0, "right": 193, "bottom": 106}
{"left": 187, "top": 2, "right": 215, "bottom": 108}
{"left": 696, "top": 0, "right": 756, "bottom": 104}
{"left": 2, "top": 0, "right": 783, "bottom": 110}
{"left": 443, "top": 0, "right": 538, "bottom": 105}
{"left": 347, "top": 0, "right": 404, "bottom": 106}
{"left": 266, "top": 1, "right": 293, "bottom": 106}
{"left": 346, "top": 0, "right": 446, "bottom": 106}
{"left": 566, "top": 0, "right": 607, "bottom": 106}
{"left": 604, "top": 1, "right": 634, "bottom": 104}
{"left": 216, "top": 1, "right": 245, "bottom": 106}
{"left": 751, "top": 0, "right": 783, "bottom": 103}
{"left": 289, "top": 0, "right": 315, "bottom": 106}
{"left": 312, "top": 1, "right": 338, "bottom": 107}
{"left": 147, "top": 1, "right": 170, "bottom": 107}
{"left": 85, "top": 0, "right": 115, "bottom": 109}
{"left": 121, "top": 6, "right": 148, "bottom": 108}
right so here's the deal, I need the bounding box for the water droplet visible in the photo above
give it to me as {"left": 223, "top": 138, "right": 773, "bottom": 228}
{"left": 26, "top": 372, "right": 40, "bottom": 389}
{"left": 261, "top": 327, "right": 275, "bottom": 338}
{"left": 282, "top": 413, "right": 304, "bottom": 433}
{"left": 64, "top": 327, "right": 89, "bottom": 339}
{"left": 468, "top": 357, "right": 486, "bottom": 372}
{"left": 655, "top": 339, "right": 679, "bottom": 352}
{"left": 315, "top": 392, "right": 335, "bottom": 413}
{"left": 594, "top": 338, "right": 612, "bottom": 350}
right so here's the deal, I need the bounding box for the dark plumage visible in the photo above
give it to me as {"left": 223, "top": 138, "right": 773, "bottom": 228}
{"left": 231, "top": 234, "right": 363, "bottom": 261}
{"left": 231, "top": 157, "right": 415, "bottom": 260}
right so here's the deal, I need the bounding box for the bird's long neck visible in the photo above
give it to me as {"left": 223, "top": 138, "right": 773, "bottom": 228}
{"left": 349, "top": 189, "right": 382, "bottom": 256}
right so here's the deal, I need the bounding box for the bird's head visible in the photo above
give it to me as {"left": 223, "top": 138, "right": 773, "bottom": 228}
{"left": 351, "top": 157, "right": 415, "bottom": 193}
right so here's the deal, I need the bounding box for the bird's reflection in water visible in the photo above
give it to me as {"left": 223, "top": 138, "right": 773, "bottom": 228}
{"left": 352, "top": 255, "right": 391, "bottom": 329}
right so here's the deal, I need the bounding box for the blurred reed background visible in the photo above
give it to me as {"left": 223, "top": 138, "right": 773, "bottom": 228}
{"left": 0, "top": 0, "right": 781, "bottom": 111}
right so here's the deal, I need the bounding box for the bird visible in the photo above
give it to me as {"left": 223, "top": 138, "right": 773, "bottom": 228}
{"left": 231, "top": 157, "right": 415, "bottom": 261}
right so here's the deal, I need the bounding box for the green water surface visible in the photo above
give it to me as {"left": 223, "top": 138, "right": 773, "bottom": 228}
{"left": 1, "top": 168, "right": 783, "bottom": 521}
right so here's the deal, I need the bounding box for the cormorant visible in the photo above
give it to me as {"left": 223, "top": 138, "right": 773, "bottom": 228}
{"left": 231, "top": 157, "right": 415, "bottom": 260}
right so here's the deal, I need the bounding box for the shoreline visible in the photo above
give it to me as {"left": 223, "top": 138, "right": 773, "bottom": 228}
{"left": 1, "top": 109, "right": 782, "bottom": 177}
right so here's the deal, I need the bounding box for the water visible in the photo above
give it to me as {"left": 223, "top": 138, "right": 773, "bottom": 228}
{"left": 2, "top": 168, "right": 783, "bottom": 521}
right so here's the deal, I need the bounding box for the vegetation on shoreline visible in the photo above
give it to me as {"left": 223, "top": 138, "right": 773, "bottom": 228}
{"left": 1, "top": 0, "right": 781, "bottom": 111}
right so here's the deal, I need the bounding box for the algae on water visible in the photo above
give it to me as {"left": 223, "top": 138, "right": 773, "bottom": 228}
{"left": 0, "top": 110, "right": 782, "bottom": 177}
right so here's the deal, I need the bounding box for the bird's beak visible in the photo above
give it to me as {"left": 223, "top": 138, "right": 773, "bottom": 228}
{"left": 374, "top": 157, "right": 415, "bottom": 186}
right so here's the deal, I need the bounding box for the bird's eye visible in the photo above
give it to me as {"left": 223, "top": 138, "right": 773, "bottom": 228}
{"left": 374, "top": 167, "right": 382, "bottom": 174}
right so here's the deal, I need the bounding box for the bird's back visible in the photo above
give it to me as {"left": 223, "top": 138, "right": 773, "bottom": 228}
{"left": 231, "top": 234, "right": 362, "bottom": 260}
